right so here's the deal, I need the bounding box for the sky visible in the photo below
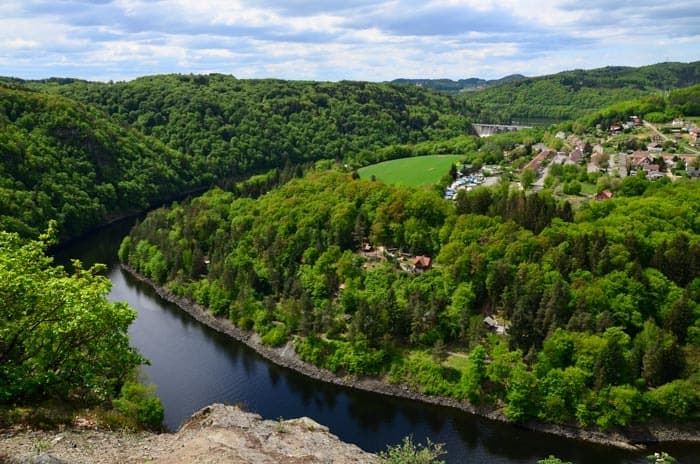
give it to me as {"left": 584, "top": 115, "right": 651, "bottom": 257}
{"left": 1, "top": 0, "right": 699, "bottom": 82}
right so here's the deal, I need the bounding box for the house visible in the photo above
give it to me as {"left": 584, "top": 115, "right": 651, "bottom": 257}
{"left": 647, "top": 142, "right": 663, "bottom": 152}
{"left": 587, "top": 162, "right": 600, "bottom": 174}
{"left": 569, "top": 147, "right": 583, "bottom": 164}
{"left": 690, "top": 127, "right": 700, "bottom": 144}
{"left": 688, "top": 167, "right": 700, "bottom": 178}
{"left": 483, "top": 316, "right": 509, "bottom": 335}
{"left": 413, "top": 255, "right": 432, "bottom": 271}
{"left": 647, "top": 171, "right": 666, "bottom": 181}
{"left": 595, "top": 190, "right": 613, "bottom": 201}
{"left": 628, "top": 151, "right": 653, "bottom": 168}
{"left": 610, "top": 124, "right": 622, "bottom": 134}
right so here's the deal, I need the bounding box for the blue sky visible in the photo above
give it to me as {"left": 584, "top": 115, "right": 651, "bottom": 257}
{"left": 1, "top": 0, "right": 698, "bottom": 82}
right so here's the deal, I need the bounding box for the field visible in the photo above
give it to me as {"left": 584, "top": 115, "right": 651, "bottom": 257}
{"left": 357, "top": 155, "right": 463, "bottom": 186}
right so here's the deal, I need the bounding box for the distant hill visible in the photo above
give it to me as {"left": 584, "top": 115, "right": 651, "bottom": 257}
{"left": 26, "top": 74, "right": 475, "bottom": 172}
{"left": 391, "top": 74, "right": 525, "bottom": 93}
{"left": 459, "top": 61, "right": 700, "bottom": 123}
{"left": 0, "top": 75, "right": 476, "bottom": 239}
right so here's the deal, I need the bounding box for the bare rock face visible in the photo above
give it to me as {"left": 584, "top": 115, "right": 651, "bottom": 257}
{"left": 152, "top": 403, "right": 378, "bottom": 464}
{"left": 0, "top": 404, "right": 378, "bottom": 464}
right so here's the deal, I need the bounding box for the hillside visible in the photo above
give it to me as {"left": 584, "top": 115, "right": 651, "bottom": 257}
{"left": 26, "top": 74, "right": 475, "bottom": 172}
{"left": 122, "top": 170, "right": 700, "bottom": 430}
{"left": 0, "top": 76, "right": 476, "bottom": 239}
{"left": 460, "top": 61, "right": 700, "bottom": 123}
{"left": 0, "top": 86, "right": 203, "bottom": 239}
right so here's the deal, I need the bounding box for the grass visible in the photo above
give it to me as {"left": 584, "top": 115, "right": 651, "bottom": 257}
{"left": 358, "top": 155, "right": 463, "bottom": 187}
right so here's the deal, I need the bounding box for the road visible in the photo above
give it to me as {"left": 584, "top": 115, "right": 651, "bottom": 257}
{"left": 643, "top": 120, "right": 700, "bottom": 155}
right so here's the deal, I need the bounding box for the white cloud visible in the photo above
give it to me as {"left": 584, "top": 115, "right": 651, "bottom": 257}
{"left": 0, "top": 0, "right": 697, "bottom": 81}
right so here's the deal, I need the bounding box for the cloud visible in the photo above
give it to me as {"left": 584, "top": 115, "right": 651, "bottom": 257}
{"left": 0, "top": 0, "right": 697, "bottom": 81}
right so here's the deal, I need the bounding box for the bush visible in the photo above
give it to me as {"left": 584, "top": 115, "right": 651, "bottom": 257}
{"left": 262, "top": 325, "right": 288, "bottom": 346}
{"left": 562, "top": 181, "right": 582, "bottom": 196}
{"left": 379, "top": 436, "right": 446, "bottom": 464}
{"left": 112, "top": 381, "right": 164, "bottom": 430}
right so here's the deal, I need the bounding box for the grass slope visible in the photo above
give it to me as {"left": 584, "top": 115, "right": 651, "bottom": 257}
{"left": 357, "top": 155, "right": 462, "bottom": 186}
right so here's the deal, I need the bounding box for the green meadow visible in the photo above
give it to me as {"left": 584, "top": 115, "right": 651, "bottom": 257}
{"left": 358, "top": 155, "right": 463, "bottom": 186}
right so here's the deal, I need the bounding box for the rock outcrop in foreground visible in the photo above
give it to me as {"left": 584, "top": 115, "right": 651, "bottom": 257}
{"left": 0, "top": 404, "right": 378, "bottom": 464}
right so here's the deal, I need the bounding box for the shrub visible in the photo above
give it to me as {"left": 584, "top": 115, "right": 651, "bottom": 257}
{"left": 262, "top": 325, "right": 288, "bottom": 346}
{"left": 112, "top": 381, "right": 164, "bottom": 430}
{"left": 379, "top": 436, "right": 446, "bottom": 464}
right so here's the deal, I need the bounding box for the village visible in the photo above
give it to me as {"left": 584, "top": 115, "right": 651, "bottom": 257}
{"left": 446, "top": 116, "right": 700, "bottom": 202}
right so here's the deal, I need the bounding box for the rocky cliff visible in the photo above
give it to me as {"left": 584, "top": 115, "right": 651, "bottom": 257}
{"left": 0, "top": 404, "right": 378, "bottom": 464}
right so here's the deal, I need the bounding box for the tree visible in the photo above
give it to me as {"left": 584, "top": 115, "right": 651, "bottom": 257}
{"left": 0, "top": 224, "right": 143, "bottom": 403}
{"left": 520, "top": 168, "right": 536, "bottom": 190}
{"left": 594, "top": 327, "right": 631, "bottom": 388}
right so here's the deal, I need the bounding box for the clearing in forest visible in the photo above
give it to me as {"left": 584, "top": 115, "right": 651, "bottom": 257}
{"left": 358, "top": 155, "right": 463, "bottom": 186}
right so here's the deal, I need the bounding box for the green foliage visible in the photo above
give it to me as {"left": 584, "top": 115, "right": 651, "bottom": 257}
{"left": 646, "top": 452, "right": 677, "bottom": 463}
{"left": 0, "top": 86, "right": 201, "bottom": 240}
{"left": 261, "top": 325, "right": 288, "bottom": 347}
{"left": 0, "top": 227, "right": 143, "bottom": 404}
{"left": 112, "top": 381, "right": 164, "bottom": 430}
{"left": 379, "top": 436, "right": 446, "bottom": 464}
{"left": 520, "top": 168, "right": 536, "bottom": 190}
{"left": 538, "top": 457, "right": 572, "bottom": 464}
{"left": 124, "top": 157, "right": 700, "bottom": 429}
{"left": 295, "top": 337, "right": 389, "bottom": 377}
{"left": 388, "top": 351, "right": 462, "bottom": 397}
{"left": 29, "top": 74, "right": 474, "bottom": 174}
{"left": 1, "top": 76, "right": 475, "bottom": 241}
{"left": 461, "top": 61, "right": 700, "bottom": 123}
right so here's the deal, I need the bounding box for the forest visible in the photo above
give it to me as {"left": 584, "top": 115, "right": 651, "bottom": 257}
{"left": 122, "top": 171, "right": 700, "bottom": 429}
{"left": 458, "top": 61, "right": 700, "bottom": 123}
{"left": 0, "top": 76, "right": 473, "bottom": 239}
{"left": 2, "top": 63, "right": 700, "bottom": 436}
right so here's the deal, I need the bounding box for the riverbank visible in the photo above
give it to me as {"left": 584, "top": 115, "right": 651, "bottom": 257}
{"left": 121, "top": 264, "right": 700, "bottom": 450}
{"left": 0, "top": 403, "right": 377, "bottom": 464}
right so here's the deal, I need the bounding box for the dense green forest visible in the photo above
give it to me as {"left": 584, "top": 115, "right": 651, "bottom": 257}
{"left": 0, "top": 76, "right": 475, "bottom": 239}
{"left": 122, "top": 171, "right": 700, "bottom": 429}
{"left": 2, "top": 65, "right": 700, "bottom": 436}
{"left": 459, "top": 61, "right": 700, "bottom": 123}
{"left": 26, "top": 74, "right": 475, "bottom": 171}
{"left": 570, "top": 83, "right": 700, "bottom": 131}
{"left": 0, "top": 85, "right": 209, "bottom": 239}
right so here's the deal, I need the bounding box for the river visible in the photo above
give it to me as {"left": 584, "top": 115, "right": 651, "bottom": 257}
{"left": 53, "top": 217, "right": 698, "bottom": 464}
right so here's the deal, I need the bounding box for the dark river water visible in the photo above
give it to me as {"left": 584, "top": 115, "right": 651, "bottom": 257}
{"left": 54, "top": 218, "right": 698, "bottom": 464}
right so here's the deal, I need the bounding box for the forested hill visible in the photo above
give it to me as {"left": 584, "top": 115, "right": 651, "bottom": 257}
{"left": 459, "top": 61, "right": 700, "bottom": 123}
{"left": 27, "top": 74, "right": 475, "bottom": 171}
{"left": 391, "top": 74, "right": 526, "bottom": 93}
{"left": 123, "top": 171, "right": 700, "bottom": 429}
{"left": 0, "top": 76, "right": 474, "bottom": 239}
{"left": 0, "top": 85, "right": 204, "bottom": 239}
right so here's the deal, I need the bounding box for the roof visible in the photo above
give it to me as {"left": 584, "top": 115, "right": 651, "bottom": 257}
{"left": 595, "top": 190, "right": 613, "bottom": 200}
{"left": 413, "top": 256, "right": 432, "bottom": 268}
